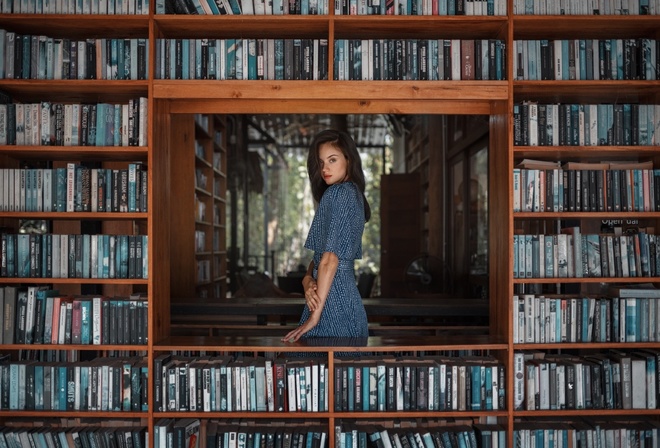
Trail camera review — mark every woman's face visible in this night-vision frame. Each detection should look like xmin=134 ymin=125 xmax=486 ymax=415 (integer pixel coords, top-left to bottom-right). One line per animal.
xmin=318 ymin=142 xmax=349 ymax=186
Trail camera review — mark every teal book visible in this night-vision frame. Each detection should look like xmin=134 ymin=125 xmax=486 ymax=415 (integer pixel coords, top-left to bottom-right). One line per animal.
xmin=346 ymin=365 xmax=354 ymax=411
xmin=470 ymin=365 xmax=481 ymax=410
xmin=120 ymin=235 xmax=129 ymax=279
xmin=57 ymin=365 xmax=67 ymax=411
xmin=626 ymin=298 xmax=637 ymax=342
xmin=484 ymin=366 xmax=492 ymax=409
xmin=94 ymin=103 xmax=106 ymax=146
xmin=34 ymin=288 xmax=58 ymax=344
xmin=17 ymin=234 xmax=30 ymax=277
xmin=103 ymin=103 xmax=115 ymax=146
xmin=82 ymin=234 xmax=90 ymax=278
xmin=113 ymin=104 xmax=121 ymax=146
xmin=117 ymin=38 xmax=126 ymax=80
xmin=362 ymin=365 xmax=370 ymax=411
xmin=80 ymin=299 xmax=91 ymax=344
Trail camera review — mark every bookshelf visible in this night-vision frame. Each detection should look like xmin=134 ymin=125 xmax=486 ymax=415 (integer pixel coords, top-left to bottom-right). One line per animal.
xmin=511 ymin=9 xmax=660 ymax=447
xmin=1 ymin=2 xmax=659 ymax=448
xmin=169 ymin=113 xmax=227 ymax=300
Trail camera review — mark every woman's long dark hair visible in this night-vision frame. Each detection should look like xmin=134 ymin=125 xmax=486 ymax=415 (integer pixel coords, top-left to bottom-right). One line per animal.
xmin=307 ymin=129 xmax=371 ymax=222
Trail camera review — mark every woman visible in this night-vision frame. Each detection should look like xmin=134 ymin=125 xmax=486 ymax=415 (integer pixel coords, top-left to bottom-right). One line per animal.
xmin=282 ymin=129 xmax=371 ymax=342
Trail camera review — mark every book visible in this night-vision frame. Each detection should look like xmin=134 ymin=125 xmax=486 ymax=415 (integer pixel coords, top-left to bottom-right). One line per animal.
xmin=609 ymin=283 xmax=660 ymax=298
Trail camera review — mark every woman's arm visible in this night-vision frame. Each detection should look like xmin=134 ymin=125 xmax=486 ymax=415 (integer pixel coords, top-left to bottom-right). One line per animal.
xmin=302 ymin=261 xmax=319 ymax=310
xmin=282 ymin=251 xmax=339 ymax=342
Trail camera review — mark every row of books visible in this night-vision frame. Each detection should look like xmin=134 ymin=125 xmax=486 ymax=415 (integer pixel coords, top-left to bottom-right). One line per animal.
xmin=154 ymin=354 xmax=330 ymax=413
xmin=154 ymin=418 xmax=203 ymax=448
xmin=0 ymin=0 xmax=150 ymax=14
xmin=334 ymin=356 xmax=505 ymax=412
xmin=0 ymin=425 xmax=147 ymax=448
xmin=513 ymin=164 xmax=660 ymax=213
xmin=513 ymin=0 xmax=660 ymax=15
xmin=513 ymin=294 xmax=660 ymax=344
xmin=155 ymin=38 xmax=329 ymax=81
xmin=513 ymin=39 xmax=660 ymax=81
xmin=159 ymin=0 xmax=509 ymax=15
xmin=344 ymin=424 xmax=506 ymax=448
xmin=156 ymin=419 xmax=325 ymax=448
xmin=0 ymin=99 xmax=150 ymax=147
xmin=513 ymin=102 xmax=660 ymax=147
xmin=514 ymin=228 xmax=660 ymax=279
xmin=514 ymin=350 xmax=660 ymax=411
xmin=0 ymin=31 xmax=149 ymax=81
xmin=0 ymin=164 xmax=148 ymax=213
xmin=160 ymin=0 xmax=329 ymax=14
xmin=514 ymin=420 xmax=660 ymax=448
xmin=335 ymin=0 xmax=507 ymax=15
xmin=334 ymin=39 xmax=506 ymax=81
xmin=0 ymin=356 xmax=148 ymax=411
xmin=0 ymin=286 xmax=149 ymax=345
xmin=0 ymin=233 xmax=149 ymax=279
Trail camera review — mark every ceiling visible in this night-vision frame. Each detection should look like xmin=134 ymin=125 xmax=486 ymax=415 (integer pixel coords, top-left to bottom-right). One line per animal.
xmin=245 ymin=114 xmax=401 ymax=153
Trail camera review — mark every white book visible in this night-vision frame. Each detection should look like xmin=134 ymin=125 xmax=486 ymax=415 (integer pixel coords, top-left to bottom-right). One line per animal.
xmin=77 ymin=40 xmax=86 ymax=79
xmin=553 ymin=39 xmax=563 ymax=79
xmin=241 ymin=0 xmax=254 ymax=13
xmin=63 ymin=104 xmax=73 ymax=146
xmin=92 ymin=296 xmax=102 ymax=344
xmin=71 ymin=103 xmax=80 ymax=145
xmin=57 ymin=302 xmax=67 ymax=344
xmin=630 ymin=357 xmax=647 ymax=408
xmin=138 ymin=97 xmax=148 ymax=146
xmin=528 ymin=102 xmax=538 ymax=146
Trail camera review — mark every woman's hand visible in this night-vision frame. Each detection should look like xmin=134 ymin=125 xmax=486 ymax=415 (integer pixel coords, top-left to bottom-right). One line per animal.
xmin=303 ymin=276 xmax=321 ymax=311
xmin=281 ymin=314 xmax=320 ymax=342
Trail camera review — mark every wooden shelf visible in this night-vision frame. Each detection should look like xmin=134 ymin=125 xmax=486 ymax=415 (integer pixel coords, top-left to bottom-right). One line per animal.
xmin=0 ymin=144 xmax=149 ymax=161
xmin=0 ymin=278 xmax=149 ymax=284
xmin=513 ymin=80 xmax=660 ymax=103
xmin=514 ymin=144 xmax=660 ymax=159
xmin=154 ymin=334 xmax=508 ymax=351
xmin=513 ymin=276 xmax=660 ymax=284
xmin=0 ymin=80 xmax=149 ymax=103
xmin=154 ymin=15 xmax=331 ymax=39
xmin=0 ymin=14 xmax=149 ymax=38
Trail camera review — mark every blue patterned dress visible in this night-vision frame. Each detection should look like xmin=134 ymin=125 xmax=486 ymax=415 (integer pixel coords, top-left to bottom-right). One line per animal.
xmin=298 ymin=181 xmax=369 ymax=338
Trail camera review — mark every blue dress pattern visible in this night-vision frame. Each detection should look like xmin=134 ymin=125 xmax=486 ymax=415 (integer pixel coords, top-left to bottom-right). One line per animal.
xmin=298 ymin=182 xmax=369 ymax=338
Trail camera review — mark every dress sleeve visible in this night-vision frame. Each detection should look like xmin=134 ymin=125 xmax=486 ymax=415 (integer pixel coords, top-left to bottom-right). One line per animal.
xmin=323 ymin=184 xmax=360 ymax=259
